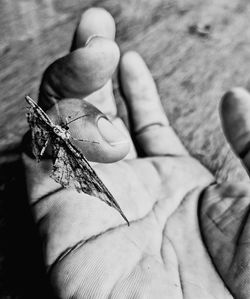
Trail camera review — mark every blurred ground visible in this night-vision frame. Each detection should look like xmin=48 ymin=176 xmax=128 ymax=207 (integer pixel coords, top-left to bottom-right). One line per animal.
xmin=1 ymin=0 xmax=250 ymax=298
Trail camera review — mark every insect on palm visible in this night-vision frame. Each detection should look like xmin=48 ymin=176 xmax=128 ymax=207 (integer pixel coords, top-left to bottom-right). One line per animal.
xmin=25 ymin=95 xmax=129 ymax=225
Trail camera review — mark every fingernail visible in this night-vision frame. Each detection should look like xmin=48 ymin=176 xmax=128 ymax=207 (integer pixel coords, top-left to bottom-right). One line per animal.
xmin=97 ymin=118 xmax=127 ymax=146
xmin=85 ymin=34 xmax=103 ymax=47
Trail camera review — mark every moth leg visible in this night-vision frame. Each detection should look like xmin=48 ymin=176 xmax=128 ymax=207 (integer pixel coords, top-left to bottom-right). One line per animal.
xmin=40 ymin=138 xmax=50 ymax=157
xmin=71 ymin=136 xmax=99 ymax=144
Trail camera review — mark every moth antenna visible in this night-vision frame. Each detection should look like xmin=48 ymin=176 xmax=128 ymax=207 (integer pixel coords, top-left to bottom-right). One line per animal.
xmin=67 ymin=111 xmax=80 ymax=121
xmin=25 ymin=95 xmax=36 ymax=106
xmin=66 ymin=114 xmax=90 ymax=125
xmin=71 ymin=136 xmax=99 ymax=144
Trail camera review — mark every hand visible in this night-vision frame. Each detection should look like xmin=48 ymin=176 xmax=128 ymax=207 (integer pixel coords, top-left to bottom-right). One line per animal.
xmin=23 ymin=8 xmax=250 ymax=299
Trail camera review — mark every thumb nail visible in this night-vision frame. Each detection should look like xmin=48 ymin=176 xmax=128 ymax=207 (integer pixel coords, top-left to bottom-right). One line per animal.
xmin=85 ymin=34 xmax=103 ymax=47
xmin=97 ymin=118 xmax=128 ymax=146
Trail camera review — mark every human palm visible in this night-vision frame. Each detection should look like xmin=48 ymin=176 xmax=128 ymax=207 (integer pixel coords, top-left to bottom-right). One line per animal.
xmin=23 ymin=8 xmax=250 ymax=299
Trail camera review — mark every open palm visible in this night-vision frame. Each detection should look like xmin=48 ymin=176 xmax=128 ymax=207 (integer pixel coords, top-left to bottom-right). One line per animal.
xmin=23 ymin=8 xmax=250 ymax=299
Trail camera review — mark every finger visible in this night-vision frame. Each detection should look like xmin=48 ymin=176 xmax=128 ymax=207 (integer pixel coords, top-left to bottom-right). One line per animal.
xmin=220 ymin=87 xmax=250 ymax=173
xmin=47 ymin=98 xmax=130 ymax=163
xmin=70 ymin=8 xmax=118 ymax=119
xmin=120 ymin=51 xmax=188 ymax=156
xmin=38 ymin=36 xmax=120 ymax=111
xmin=68 ymin=8 xmax=136 ymax=159
xmin=70 ymin=7 xmax=115 ymax=50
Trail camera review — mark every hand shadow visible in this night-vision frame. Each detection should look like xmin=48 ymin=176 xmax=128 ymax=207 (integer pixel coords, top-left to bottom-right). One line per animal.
xmin=0 ymin=154 xmax=57 ymax=299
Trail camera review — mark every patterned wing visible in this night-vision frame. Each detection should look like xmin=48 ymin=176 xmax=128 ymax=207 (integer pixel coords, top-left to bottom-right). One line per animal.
xmin=25 ymin=96 xmax=53 ymax=161
xmin=50 ymin=139 xmax=129 ymax=225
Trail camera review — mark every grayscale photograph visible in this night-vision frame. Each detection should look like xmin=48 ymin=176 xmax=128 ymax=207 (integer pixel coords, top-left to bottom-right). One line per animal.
xmin=0 ymin=1 xmax=249 ymax=298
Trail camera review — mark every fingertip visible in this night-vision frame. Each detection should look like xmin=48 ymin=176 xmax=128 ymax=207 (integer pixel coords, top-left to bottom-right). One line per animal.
xmin=120 ymin=51 xmax=147 ymax=77
xmin=220 ymin=87 xmax=250 ymax=157
xmin=121 ymin=51 xmax=141 ymax=63
xmin=220 ymin=87 xmax=249 ymax=116
xmin=98 ymin=139 xmax=131 ymax=163
xmin=220 ymin=87 xmax=250 ymax=134
xmin=72 ymin=7 xmax=116 ymax=50
xmin=79 ymin=116 xmax=130 ymax=163
xmin=96 ymin=117 xmax=130 ymax=162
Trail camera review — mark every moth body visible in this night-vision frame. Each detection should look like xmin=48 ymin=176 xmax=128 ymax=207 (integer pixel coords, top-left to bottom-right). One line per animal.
xmin=53 ymin=124 xmax=71 ymax=140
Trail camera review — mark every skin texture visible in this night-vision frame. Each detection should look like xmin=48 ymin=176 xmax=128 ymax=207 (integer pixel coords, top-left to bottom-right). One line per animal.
xmin=23 ymin=7 xmax=250 ymax=299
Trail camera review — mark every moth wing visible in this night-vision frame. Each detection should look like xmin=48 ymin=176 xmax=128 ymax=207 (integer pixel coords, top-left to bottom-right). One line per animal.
xmin=50 ymin=142 xmax=81 ymax=190
xmin=26 ymin=105 xmax=52 ymax=161
xmin=50 ymin=140 xmax=129 ymax=224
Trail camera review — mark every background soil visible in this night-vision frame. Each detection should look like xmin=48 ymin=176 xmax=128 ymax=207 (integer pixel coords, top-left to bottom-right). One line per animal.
xmin=1 ymin=0 xmax=250 ymax=298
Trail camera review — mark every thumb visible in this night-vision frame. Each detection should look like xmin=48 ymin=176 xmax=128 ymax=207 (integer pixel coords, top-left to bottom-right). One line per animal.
xmin=220 ymin=87 xmax=250 ymax=174
xmin=46 ymin=98 xmax=130 ymax=163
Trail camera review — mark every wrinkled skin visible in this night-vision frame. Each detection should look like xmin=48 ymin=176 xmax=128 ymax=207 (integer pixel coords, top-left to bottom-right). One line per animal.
xmin=23 ymin=7 xmax=250 ymax=299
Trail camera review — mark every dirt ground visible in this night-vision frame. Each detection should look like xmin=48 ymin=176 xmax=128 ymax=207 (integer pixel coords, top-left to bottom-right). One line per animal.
xmin=1 ymin=0 xmax=250 ymax=298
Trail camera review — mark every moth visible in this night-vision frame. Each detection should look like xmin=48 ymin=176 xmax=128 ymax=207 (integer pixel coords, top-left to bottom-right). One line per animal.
xmin=25 ymin=95 xmax=129 ymax=225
